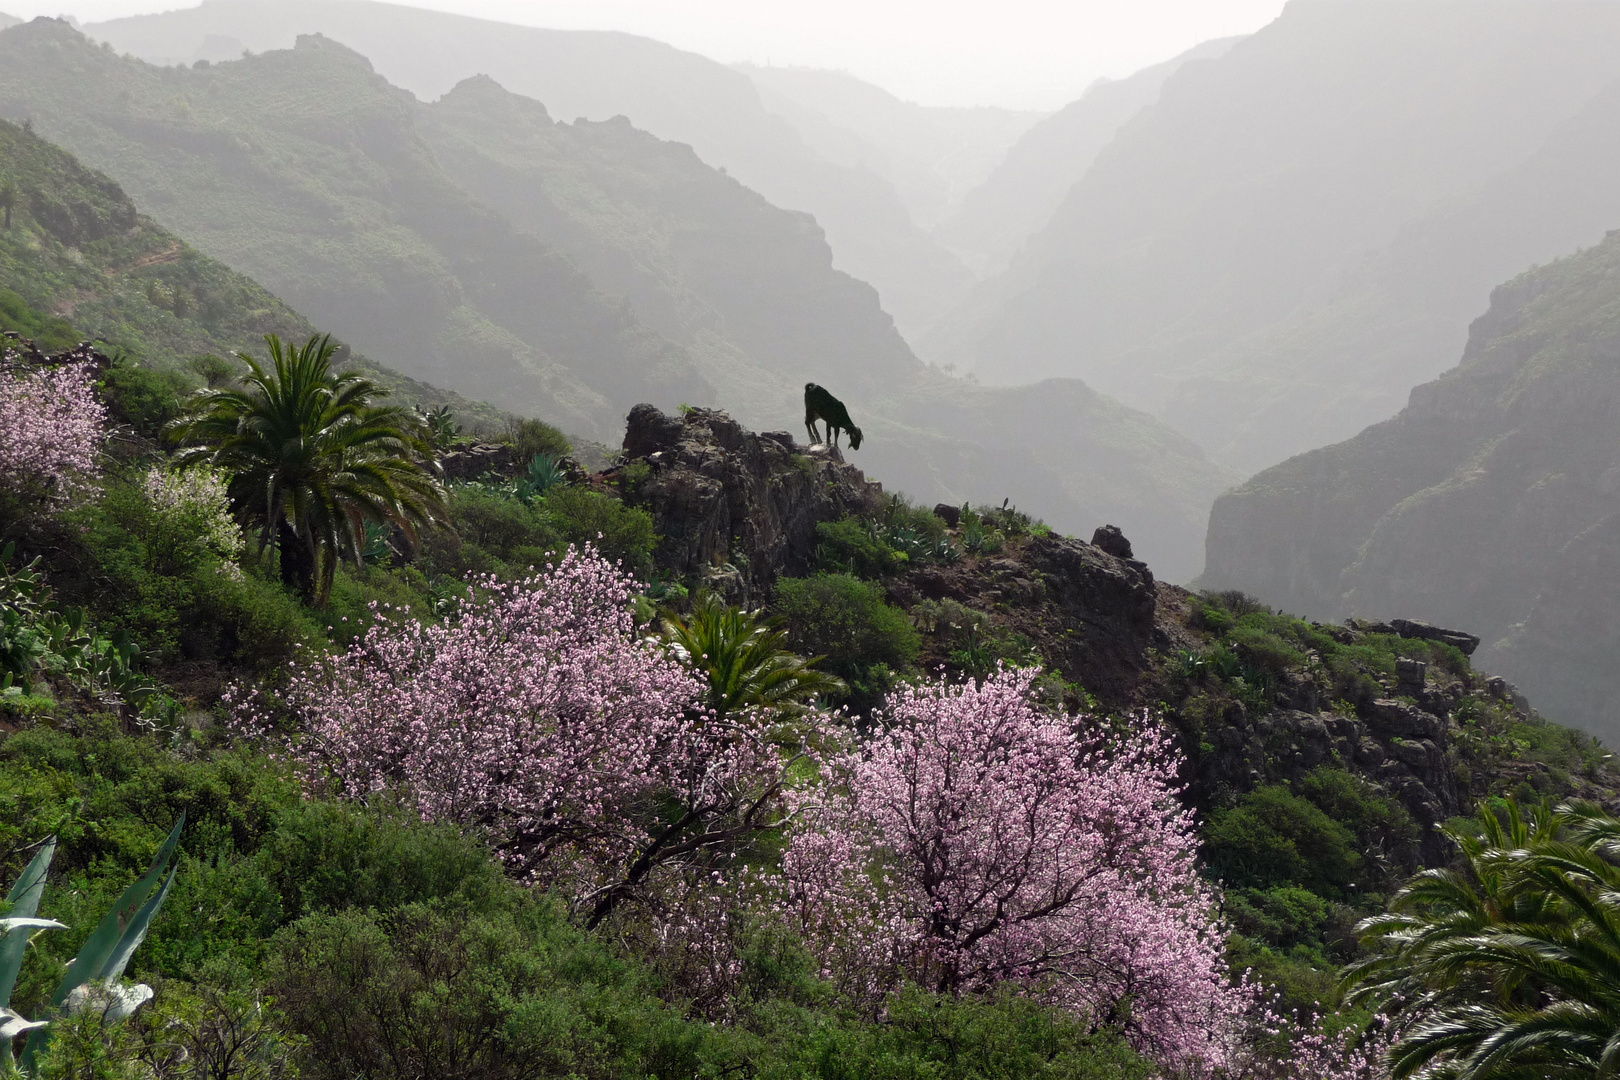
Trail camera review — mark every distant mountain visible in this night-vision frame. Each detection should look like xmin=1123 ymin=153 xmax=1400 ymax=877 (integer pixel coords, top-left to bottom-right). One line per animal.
xmin=734 ymin=64 xmax=1044 ymax=231
xmin=0 ymin=13 xmax=19 ymax=30
xmin=1202 ymin=232 xmax=1620 ymax=743
xmin=83 ymin=0 xmax=973 ymax=343
xmin=0 ymin=19 xmax=708 ymax=439
xmin=1 ymin=18 xmax=1235 ymax=578
xmin=1160 ymin=59 xmax=1620 ymax=474
xmin=0 ymin=115 xmax=499 ymax=424
xmin=927 ymin=0 xmax=1620 ymax=475
xmin=414 ymin=75 xmax=918 ymax=420
xmin=933 ymin=37 xmax=1240 ymax=278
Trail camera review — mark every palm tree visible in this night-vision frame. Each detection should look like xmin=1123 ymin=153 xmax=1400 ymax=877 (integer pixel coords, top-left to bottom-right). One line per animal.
xmin=662 ymin=597 xmax=845 ymax=721
xmin=167 ymin=333 xmax=445 ymax=604
xmin=1345 ymin=798 xmax=1620 ymax=1079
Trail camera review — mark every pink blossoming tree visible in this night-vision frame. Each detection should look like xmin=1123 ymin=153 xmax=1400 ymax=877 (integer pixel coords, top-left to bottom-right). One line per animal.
xmin=0 ymin=356 xmax=106 ymax=510
xmin=239 ymin=545 xmax=794 ymax=927
xmin=782 ymin=667 xmax=1243 ymax=1071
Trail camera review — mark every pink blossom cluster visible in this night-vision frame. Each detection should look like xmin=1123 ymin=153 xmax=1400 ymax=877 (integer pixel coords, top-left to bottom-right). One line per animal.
xmin=239 ymin=545 xmax=787 ymax=913
xmin=782 ymin=667 xmax=1244 ymax=1071
xmin=1238 ymin=1002 xmax=1400 ymax=1080
xmin=0 ymin=358 xmax=106 ymax=505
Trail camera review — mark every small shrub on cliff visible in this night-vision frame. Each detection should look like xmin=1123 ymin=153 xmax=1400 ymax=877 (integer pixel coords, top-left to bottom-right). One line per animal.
xmin=774 ymin=573 xmax=919 ymax=713
xmin=544 ymin=486 xmax=656 ymax=576
xmin=507 ymin=417 xmax=571 ymax=461
xmin=1202 ymin=786 xmax=1361 ymax=899
xmin=814 ymin=518 xmax=905 ymax=578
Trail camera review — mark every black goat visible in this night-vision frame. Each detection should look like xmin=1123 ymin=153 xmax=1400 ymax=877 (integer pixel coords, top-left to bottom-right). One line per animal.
xmin=804 ymin=382 xmax=863 ymax=450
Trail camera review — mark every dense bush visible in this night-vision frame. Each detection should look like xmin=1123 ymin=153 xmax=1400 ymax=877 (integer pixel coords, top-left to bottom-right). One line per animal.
xmin=814 ymin=518 xmax=906 ymax=578
xmin=1202 ymin=785 xmax=1362 ymax=899
xmin=773 ymin=573 xmax=920 ymax=713
xmin=508 ymin=417 xmax=571 ymax=462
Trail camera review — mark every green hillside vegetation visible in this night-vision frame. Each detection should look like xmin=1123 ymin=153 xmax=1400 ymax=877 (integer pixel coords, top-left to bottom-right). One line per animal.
xmin=0 ymin=116 xmax=504 ymax=433
xmin=0 ymin=19 xmax=1234 ymax=580
xmin=1204 ymin=228 xmax=1620 ymax=746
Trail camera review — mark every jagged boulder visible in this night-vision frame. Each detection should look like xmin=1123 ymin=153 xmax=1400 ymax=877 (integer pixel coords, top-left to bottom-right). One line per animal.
xmin=1090 ymin=524 xmax=1134 ymax=560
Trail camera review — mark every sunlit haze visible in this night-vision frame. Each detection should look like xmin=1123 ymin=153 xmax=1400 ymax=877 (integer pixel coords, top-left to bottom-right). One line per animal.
xmin=9 ymin=0 xmax=1287 ymax=107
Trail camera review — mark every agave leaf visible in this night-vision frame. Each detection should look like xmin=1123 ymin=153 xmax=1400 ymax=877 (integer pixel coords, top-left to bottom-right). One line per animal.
xmin=0 ymin=918 xmax=66 ymax=934
xmin=0 ymin=838 xmax=55 ymax=1007
xmin=49 ymin=814 xmax=183 ymax=1006
xmin=64 ymin=980 xmax=154 ymax=1022
xmin=0 ymin=1005 xmax=49 ymax=1041
xmin=98 ymin=864 xmax=177 ymax=983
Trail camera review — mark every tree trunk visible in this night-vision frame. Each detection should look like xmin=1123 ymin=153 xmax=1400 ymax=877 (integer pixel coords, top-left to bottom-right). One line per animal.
xmin=278 ymin=518 xmax=316 ymax=603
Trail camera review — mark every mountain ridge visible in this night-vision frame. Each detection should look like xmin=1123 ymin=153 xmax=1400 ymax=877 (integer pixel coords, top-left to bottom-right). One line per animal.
xmin=1202 ymin=228 xmax=1620 ymax=744
xmin=83 ymin=0 xmax=974 ymax=342
xmin=928 ymin=0 xmax=1620 ymax=479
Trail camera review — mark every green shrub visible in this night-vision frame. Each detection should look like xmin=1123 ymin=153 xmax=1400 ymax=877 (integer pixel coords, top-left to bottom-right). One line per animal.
xmin=815 ymin=518 xmax=905 ymax=578
xmin=544 ymin=486 xmax=657 ymax=577
xmin=268 ymin=901 xmax=682 ymax=1080
xmin=1223 ymin=886 xmax=1335 ymax=949
xmin=508 ymin=417 xmax=571 ymax=463
xmin=1228 ymin=625 xmax=1306 ymax=675
xmin=1202 ymin=785 xmax=1361 ymax=898
xmin=101 ymin=359 xmax=195 ymax=444
xmin=1295 ymin=768 xmax=1421 ymax=884
xmin=774 ymin=574 xmax=919 ymax=714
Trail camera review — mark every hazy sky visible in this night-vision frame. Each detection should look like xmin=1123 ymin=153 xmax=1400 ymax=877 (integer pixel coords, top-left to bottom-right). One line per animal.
xmin=7 ymin=0 xmax=1288 ymax=108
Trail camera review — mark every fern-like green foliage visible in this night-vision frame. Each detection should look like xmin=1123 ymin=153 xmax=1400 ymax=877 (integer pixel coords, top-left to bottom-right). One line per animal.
xmin=1346 ymin=798 xmax=1620 ymax=1078
xmin=168 ymin=334 xmax=446 ymax=605
xmin=662 ymin=597 xmax=844 ymax=721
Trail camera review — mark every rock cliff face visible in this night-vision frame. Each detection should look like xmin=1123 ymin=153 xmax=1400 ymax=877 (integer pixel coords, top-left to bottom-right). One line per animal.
xmin=1203 ymin=229 xmax=1620 ymax=745
xmin=612 ymin=405 xmax=887 ymax=606
xmin=614 ymin=405 xmax=1619 ymax=861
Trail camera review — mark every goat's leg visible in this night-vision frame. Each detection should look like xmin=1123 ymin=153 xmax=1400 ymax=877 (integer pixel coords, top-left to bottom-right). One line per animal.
xmin=805 ymin=417 xmax=820 ymax=445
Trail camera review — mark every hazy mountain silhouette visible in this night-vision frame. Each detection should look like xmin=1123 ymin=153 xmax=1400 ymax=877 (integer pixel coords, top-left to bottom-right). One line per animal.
xmin=734 ymin=64 xmax=1043 ymax=231
xmin=84 ymin=0 xmax=973 ymax=343
xmin=934 ymin=37 xmax=1240 ymax=279
xmin=0 ymin=18 xmax=1235 ymax=578
xmin=0 ymin=13 xmax=19 ymax=30
xmin=412 ymin=73 xmax=919 ymax=420
xmin=0 ymin=20 xmax=706 ymax=439
xmin=928 ymin=0 xmax=1620 ymax=475
xmin=1161 ymin=59 xmax=1620 ymax=474
xmin=1202 ymin=231 xmax=1620 ymax=744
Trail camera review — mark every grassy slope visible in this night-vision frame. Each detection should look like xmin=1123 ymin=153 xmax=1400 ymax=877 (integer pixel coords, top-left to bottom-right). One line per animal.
xmin=0 ymin=20 xmax=709 ymax=440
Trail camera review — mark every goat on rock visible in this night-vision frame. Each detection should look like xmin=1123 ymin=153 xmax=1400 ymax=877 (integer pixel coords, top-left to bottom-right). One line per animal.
xmin=804 ymin=382 xmax=863 ymax=451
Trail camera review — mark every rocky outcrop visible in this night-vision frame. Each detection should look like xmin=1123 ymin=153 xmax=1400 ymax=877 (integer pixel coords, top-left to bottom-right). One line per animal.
xmin=614 ymin=404 xmax=887 ymax=605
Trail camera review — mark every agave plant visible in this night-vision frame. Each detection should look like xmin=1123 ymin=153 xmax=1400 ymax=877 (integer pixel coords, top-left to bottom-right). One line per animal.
xmin=1 ymin=816 xmax=183 ymax=1074
xmin=515 ymin=453 xmax=568 ymax=505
